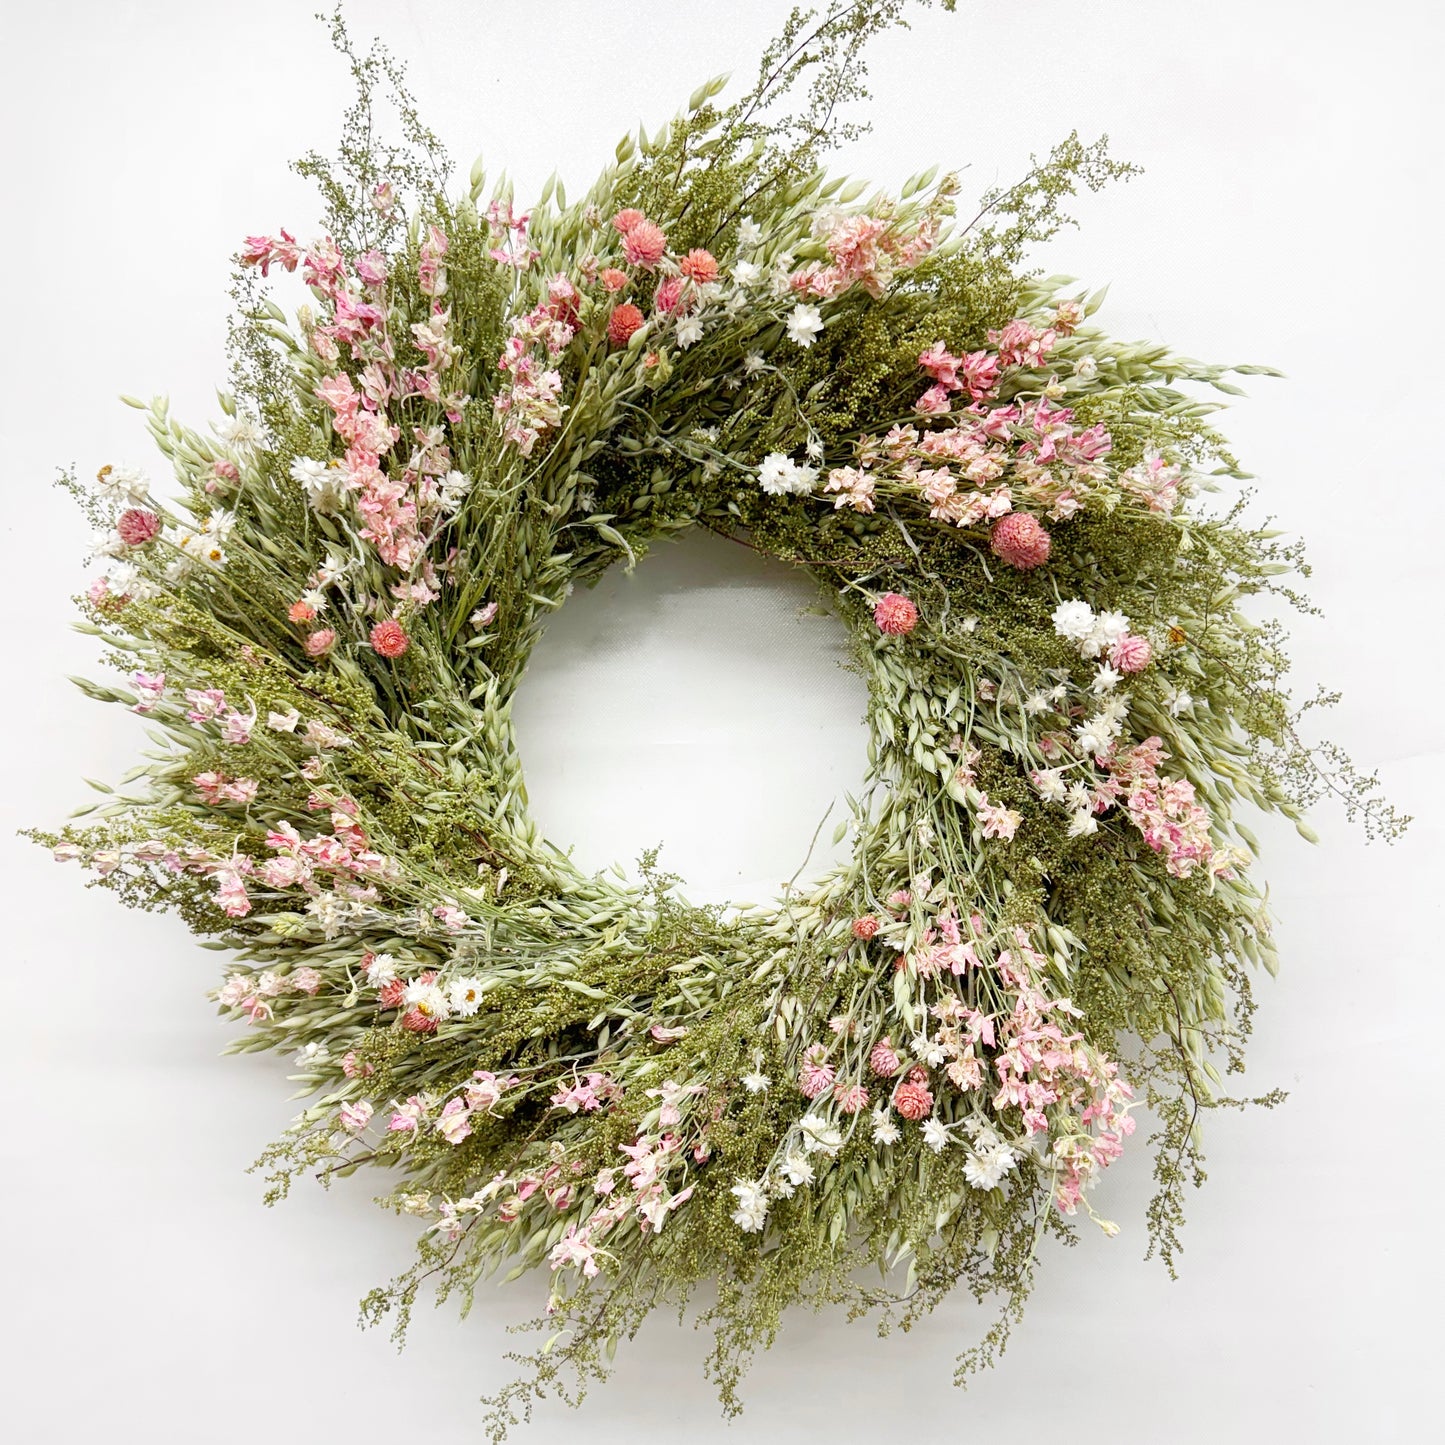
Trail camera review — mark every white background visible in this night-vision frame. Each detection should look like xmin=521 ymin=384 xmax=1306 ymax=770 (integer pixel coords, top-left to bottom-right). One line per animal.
xmin=2 ymin=2 xmax=1442 ymax=1440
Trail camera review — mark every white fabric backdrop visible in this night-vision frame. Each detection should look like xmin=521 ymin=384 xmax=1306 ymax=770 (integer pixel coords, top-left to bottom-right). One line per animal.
xmin=2 ymin=2 xmax=1441 ymax=1441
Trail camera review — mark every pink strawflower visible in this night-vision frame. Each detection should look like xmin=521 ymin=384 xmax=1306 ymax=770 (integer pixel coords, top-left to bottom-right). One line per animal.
xmin=401 ymin=1006 xmax=438 ymax=1034
xmin=990 ymin=512 xmax=1052 ymax=569
xmin=678 ymin=248 xmax=719 ymax=284
xmin=852 ymin=914 xmax=880 ymax=940
xmin=370 ymin=619 xmax=409 ymax=658
xmin=869 ymin=1037 xmax=902 ymax=1078
xmin=873 ymin=592 xmax=919 ymax=636
xmin=622 ymin=220 xmax=667 ymax=269
xmin=304 ymin=628 xmax=336 ymax=657
xmin=290 ymin=967 xmax=323 ymax=995
xmin=611 ymin=208 xmax=646 ymax=235
xmin=893 ymin=1080 xmax=934 ymax=1121
xmin=1109 ymin=632 xmax=1152 ymax=673
xmin=377 ymin=979 xmax=406 ymax=1010
xmin=116 ymin=508 xmax=160 ymax=547
xmin=607 ymin=303 xmax=645 ymax=346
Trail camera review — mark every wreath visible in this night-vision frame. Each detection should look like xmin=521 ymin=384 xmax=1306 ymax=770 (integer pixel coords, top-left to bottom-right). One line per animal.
xmin=36 ymin=5 xmax=1404 ymax=1436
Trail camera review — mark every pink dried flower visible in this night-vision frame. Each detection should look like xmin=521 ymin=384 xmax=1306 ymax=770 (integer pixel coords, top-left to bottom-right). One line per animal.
xmin=622 ymin=220 xmax=667 ymax=269
xmin=1109 ymin=632 xmax=1152 ymax=673
xmin=607 ymin=303 xmax=645 ymax=346
xmin=798 ymin=1044 xmax=837 ymax=1100
xmin=834 ymin=1082 xmax=870 ymax=1113
xmin=340 ymin=1051 xmax=374 ymax=1079
xmin=610 ymin=208 xmax=646 ymax=235
xmin=338 ymin=1100 xmax=373 ymax=1132
xmin=600 ymin=267 xmax=630 ymax=292
xmin=304 ymin=628 xmax=336 ymax=657
xmin=869 ymin=1038 xmax=901 ymax=1078
xmin=990 ymin=512 xmax=1052 ymax=569
xmin=116 ymin=508 xmax=160 ymax=546
xmin=852 ymin=914 xmax=880 ymax=940
xmin=893 ymin=1080 xmax=934 ymax=1121
xmin=653 ymin=276 xmax=686 ymax=314
xmin=678 ymin=248 xmax=718 ymax=284
xmin=290 ymin=967 xmax=323 ymax=995
xmin=289 ymin=600 xmax=316 ymax=622
xmin=401 ymin=1006 xmax=438 ymax=1034
xmin=369 ymin=619 xmax=409 ymax=658
xmin=873 ymin=592 xmax=919 ymax=636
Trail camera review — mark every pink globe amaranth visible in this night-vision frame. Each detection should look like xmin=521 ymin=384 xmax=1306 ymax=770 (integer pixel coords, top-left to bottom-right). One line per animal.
xmin=892 ymin=1080 xmax=934 ymax=1121
xmin=607 ymin=302 xmax=645 ymax=347
xmin=622 ymin=220 xmax=667 ymax=269
xmin=852 ymin=914 xmax=880 ymax=940
xmin=679 ymin=248 xmax=719 ymax=284
xmin=653 ymin=276 xmax=686 ymax=314
xmin=304 ymin=628 xmax=336 ymax=658
xmin=116 ymin=508 xmax=160 ymax=547
xmin=869 ymin=1038 xmax=901 ymax=1078
xmin=370 ymin=619 xmax=410 ymax=658
xmin=377 ymin=979 xmax=406 ymax=1010
xmin=873 ymin=591 xmax=919 ymax=636
xmin=990 ymin=511 xmax=1052 ymax=569
xmin=610 ymin=208 xmax=646 ymax=235
xmin=1109 ymin=632 xmax=1153 ymax=673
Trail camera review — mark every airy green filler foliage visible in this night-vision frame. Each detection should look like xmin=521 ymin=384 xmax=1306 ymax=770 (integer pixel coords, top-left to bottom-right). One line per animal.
xmin=35 ymin=4 xmax=1403 ymax=1436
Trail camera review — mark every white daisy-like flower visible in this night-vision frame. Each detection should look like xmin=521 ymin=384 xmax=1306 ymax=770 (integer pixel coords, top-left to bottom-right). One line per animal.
xmin=779 ymin=1152 xmax=815 ymax=1188
xmin=1092 ymin=663 xmax=1122 ymax=694
xmin=1023 ymin=691 xmax=1052 ymax=716
xmin=798 ymin=1114 xmax=843 ymax=1156
xmin=1074 ymin=354 xmax=1098 ymax=381
xmin=731 ymin=259 xmax=761 ymax=287
xmin=786 ymin=302 xmax=824 ymax=347
xmin=1067 ymin=809 xmax=1099 ymax=838
xmin=438 ymin=469 xmax=472 ymax=512
xmin=741 ymin=1070 xmax=772 ymax=1094
xmin=921 ymin=1118 xmax=951 ymax=1154
xmin=675 ymin=316 xmax=705 ymax=349
xmin=871 ymin=1107 xmax=901 ymax=1146
xmin=736 ymin=217 xmax=763 ymax=247
xmin=402 ymin=979 xmax=450 ymax=1022
xmin=729 ymin=1178 xmax=769 ymax=1233
xmin=216 ymin=414 xmax=262 ymax=451
xmin=362 ymin=952 xmax=398 ymax=987
xmin=448 ymin=976 xmax=486 ymax=1017
xmin=743 ymin=351 xmax=767 ymax=374
xmin=96 ymin=463 xmax=151 ymax=504
xmin=1051 ymin=599 xmax=1095 ymax=642
xmin=1032 ymin=768 xmax=1068 ymax=803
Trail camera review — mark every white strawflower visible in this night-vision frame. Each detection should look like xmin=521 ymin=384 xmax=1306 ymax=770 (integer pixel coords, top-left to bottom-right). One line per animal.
xmin=1051 ymin=599 xmax=1095 ymax=642
xmin=448 ymin=976 xmax=485 ymax=1017
xmin=1067 ymin=809 xmax=1099 ymax=838
xmin=798 ymin=1114 xmax=843 ymax=1156
xmin=363 ymin=953 xmax=397 ymax=987
xmin=780 ymin=1152 xmax=815 ymax=1188
xmin=786 ymin=302 xmax=824 ymax=347
xmin=731 ymin=259 xmax=761 ymax=287
xmin=1092 ymin=663 xmax=1122 ymax=695
xmin=1073 ymin=354 xmax=1098 ymax=381
xmin=871 ymin=1107 xmax=901 ymax=1146
xmin=730 ymin=1179 xmax=769 ymax=1233
xmin=741 ymin=1069 xmax=771 ymax=1094
xmin=736 ymin=217 xmax=763 ymax=247
xmin=1032 ymin=768 xmax=1068 ymax=803
xmin=675 ymin=316 xmax=704 ymax=349
xmin=743 ymin=351 xmax=767 ymax=374
xmin=921 ymin=1118 xmax=951 ymax=1154
xmin=758 ymin=453 xmax=794 ymax=496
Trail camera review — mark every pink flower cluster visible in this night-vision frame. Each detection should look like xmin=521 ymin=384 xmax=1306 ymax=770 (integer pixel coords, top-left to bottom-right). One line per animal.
xmin=551 ymin=1071 xmax=621 ymax=1114
xmin=1101 ymin=737 xmax=1218 ymax=879
xmin=790 ymin=209 xmax=937 ymax=301
xmin=218 ymin=964 xmax=324 ymax=1024
xmin=494 ymin=274 xmax=575 ymax=455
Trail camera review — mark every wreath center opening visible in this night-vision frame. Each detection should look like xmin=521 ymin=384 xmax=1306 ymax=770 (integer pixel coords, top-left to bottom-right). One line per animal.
xmin=510 ymin=528 xmax=871 ymax=905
